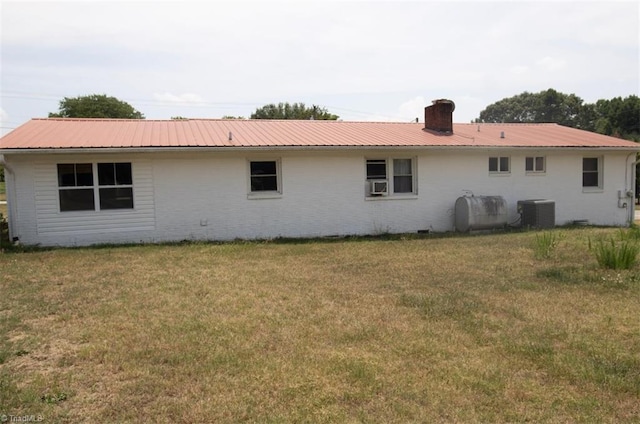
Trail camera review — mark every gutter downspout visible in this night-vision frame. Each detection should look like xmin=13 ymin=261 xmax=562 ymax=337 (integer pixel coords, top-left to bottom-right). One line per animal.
xmin=0 ymin=154 xmax=16 ymax=242
xmin=0 ymin=155 xmax=14 ymax=175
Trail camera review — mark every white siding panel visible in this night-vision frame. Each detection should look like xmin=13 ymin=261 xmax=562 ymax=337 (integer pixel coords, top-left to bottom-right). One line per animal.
xmin=33 ymin=158 xmax=155 ymax=237
xmin=4 ymin=157 xmax=38 ymax=244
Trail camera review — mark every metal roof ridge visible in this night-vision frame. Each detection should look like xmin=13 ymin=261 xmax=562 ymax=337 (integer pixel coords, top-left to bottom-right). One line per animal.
xmin=459 ymin=122 xmax=559 ymax=126
xmin=30 ymin=118 xmax=426 ymax=124
xmin=190 ymin=119 xmax=420 ymax=124
xmin=33 ymin=117 xmax=149 ymax=122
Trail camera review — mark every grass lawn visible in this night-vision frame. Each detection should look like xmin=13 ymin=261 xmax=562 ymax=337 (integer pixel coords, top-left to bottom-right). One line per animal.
xmin=1 ymin=228 xmax=639 ymax=422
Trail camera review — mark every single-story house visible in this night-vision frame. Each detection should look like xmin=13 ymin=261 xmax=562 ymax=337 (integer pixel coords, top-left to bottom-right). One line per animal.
xmin=1 ymin=100 xmax=639 ymax=247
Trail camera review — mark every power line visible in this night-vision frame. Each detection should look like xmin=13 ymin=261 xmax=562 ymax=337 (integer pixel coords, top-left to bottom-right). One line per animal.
xmin=0 ymin=91 xmax=260 ymax=109
xmin=0 ymin=91 xmax=414 ymax=122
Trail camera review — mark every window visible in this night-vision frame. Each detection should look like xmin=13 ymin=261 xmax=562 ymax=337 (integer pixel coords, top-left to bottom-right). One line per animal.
xmin=57 ymin=162 xmax=134 ymax=212
xmin=249 ymin=160 xmax=280 ymax=193
xmin=57 ymin=163 xmax=95 ymax=211
xmin=365 ymin=158 xmax=415 ymax=196
xmin=489 ymin=156 xmax=510 ymax=174
xmin=393 ymin=159 xmax=413 ymax=193
xmin=366 ymin=159 xmax=387 ymax=181
xmin=98 ymin=163 xmax=134 ymax=209
xmin=526 ymin=156 xmax=546 ymax=173
xmin=583 ymin=157 xmax=602 ymax=189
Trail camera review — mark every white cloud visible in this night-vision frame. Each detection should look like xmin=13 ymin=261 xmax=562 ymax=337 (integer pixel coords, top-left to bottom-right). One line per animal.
xmin=398 ymin=97 xmax=427 ymax=122
xmin=152 ymin=93 xmax=205 ymax=104
xmin=536 ymin=57 xmax=567 ymax=71
xmin=361 ymin=96 xmax=435 ymax=123
xmin=509 ymin=65 xmax=529 ymax=76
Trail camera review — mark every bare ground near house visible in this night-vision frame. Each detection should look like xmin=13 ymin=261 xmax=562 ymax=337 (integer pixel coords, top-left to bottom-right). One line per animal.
xmin=0 ymin=228 xmax=639 ymax=422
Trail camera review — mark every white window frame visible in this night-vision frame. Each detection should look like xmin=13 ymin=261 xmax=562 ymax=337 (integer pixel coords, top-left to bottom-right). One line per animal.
xmin=365 ymin=157 xmax=417 ymax=199
xmin=247 ymin=158 xmax=282 ymax=199
xmin=525 ymin=156 xmax=546 ymax=174
xmin=489 ymin=156 xmax=510 ymax=175
xmin=582 ymin=156 xmax=603 ymax=192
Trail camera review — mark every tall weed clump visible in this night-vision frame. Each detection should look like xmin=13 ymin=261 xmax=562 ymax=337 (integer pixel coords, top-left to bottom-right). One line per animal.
xmin=590 ymin=229 xmax=640 ymax=270
xmin=533 ymin=231 xmax=563 ymax=259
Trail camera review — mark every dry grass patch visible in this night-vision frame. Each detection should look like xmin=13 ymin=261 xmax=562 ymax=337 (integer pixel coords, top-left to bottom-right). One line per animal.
xmin=1 ymin=229 xmax=639 ymax=422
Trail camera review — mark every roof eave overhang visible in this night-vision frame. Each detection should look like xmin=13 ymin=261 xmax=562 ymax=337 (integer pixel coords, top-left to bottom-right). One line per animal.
xmin=1 ymin=145 xmax=639 ymax=154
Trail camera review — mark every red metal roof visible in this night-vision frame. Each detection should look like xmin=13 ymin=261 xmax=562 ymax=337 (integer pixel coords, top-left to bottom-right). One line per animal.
xmin=1 ymin=118 xmax=638 ymax=150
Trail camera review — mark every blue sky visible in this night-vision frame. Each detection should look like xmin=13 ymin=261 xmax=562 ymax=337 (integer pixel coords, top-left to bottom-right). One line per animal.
xmin=1 ymin=0 xmax=638 ymax=136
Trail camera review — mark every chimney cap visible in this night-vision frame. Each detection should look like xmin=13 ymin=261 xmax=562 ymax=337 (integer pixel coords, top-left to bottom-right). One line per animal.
xmin=432 ymin=99 xmax=456 ymax=112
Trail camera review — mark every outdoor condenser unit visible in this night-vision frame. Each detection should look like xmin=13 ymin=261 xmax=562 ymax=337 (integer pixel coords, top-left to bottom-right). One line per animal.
xmin=517 ymin=199 xmax=555 ymax=229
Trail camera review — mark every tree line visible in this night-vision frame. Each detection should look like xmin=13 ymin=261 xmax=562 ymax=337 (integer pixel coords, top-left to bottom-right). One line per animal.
xmin=476 ymin=89 xmax=639 ymax=141
xmin=46 ymin=90 xmax=639 ymax=142
xmin=48 ymin=95 xmax=338 ymax=121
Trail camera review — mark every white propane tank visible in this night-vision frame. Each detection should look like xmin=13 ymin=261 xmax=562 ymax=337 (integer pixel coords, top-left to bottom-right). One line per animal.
xmin=455 ymin=195 xmax=508 ymax=232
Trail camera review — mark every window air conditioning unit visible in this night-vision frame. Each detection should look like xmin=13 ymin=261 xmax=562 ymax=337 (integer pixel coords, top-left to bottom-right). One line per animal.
xmin=370 ymin=180 xmax=388 ymax=195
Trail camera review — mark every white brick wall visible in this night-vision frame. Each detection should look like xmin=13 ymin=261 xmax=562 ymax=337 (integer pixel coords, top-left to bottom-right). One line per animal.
xmin=4 ymin=148 xmax=634 ymax=246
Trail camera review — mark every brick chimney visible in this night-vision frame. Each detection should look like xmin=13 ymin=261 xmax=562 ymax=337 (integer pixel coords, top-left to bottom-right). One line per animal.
xmin=424 ymin=99 xmax=455 ymax=134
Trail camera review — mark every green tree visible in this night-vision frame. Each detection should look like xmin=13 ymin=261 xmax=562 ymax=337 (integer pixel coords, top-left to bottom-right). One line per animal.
xmin=476 ymin=89 xmax=587 ymax=128
xmin=49 ymin=94 xmax=144 ymax=119
xmin=591 ymin=96 xmax=640 ymax=141
xmin=0 ymin=165 xmax=4 ymax=182
xmin=250 ymin=103 xmax=338 ymax=120
xmin=476 ymin=90 xmax=639 ymax=140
